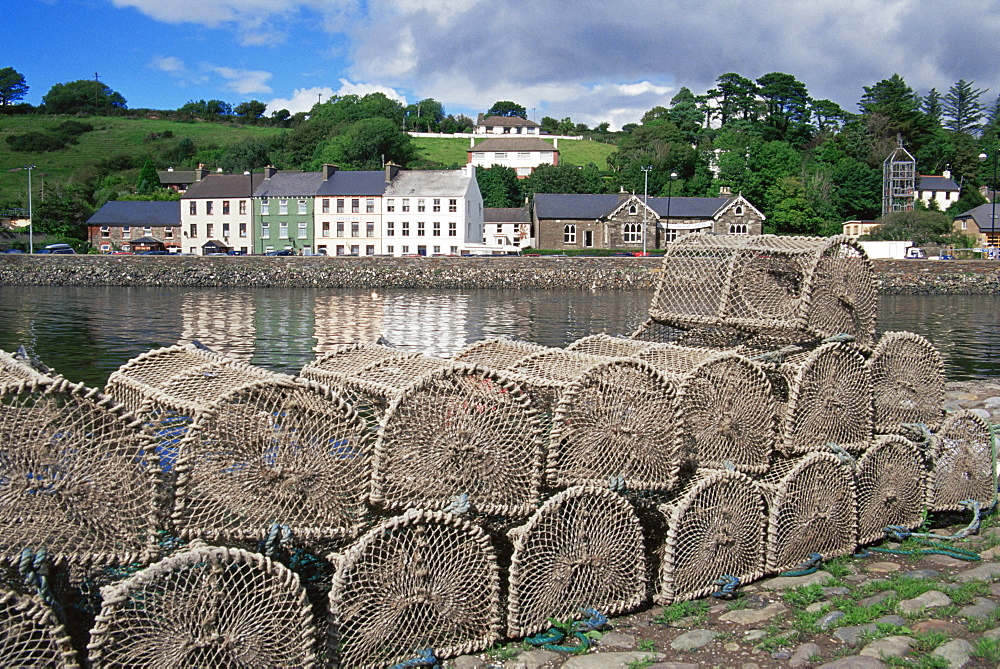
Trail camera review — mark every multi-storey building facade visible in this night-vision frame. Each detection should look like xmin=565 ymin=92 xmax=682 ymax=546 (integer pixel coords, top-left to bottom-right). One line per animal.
xmin=180 ymin=172 xmax=261 ymax=255
xmin=254 ymin=168 xmax=324 ymax=254
xmin=86 ymin=201 xmax=181 ymax=253
xmin=313 ymin=164 xmax=394 ymax=256
xmin=467 ymin=137 xmax=559 ymax=177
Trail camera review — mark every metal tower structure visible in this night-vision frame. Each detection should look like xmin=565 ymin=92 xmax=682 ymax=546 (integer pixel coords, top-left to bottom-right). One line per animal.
xmin=882 ymin=136 xmax=915 ymax=216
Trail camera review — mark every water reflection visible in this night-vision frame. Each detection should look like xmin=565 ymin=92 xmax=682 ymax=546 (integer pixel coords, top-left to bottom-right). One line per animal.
xmin=0 ymin=286 xmax=996 ymax=387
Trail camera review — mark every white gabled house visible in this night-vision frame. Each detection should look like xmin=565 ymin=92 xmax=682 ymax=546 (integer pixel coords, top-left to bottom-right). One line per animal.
xmin=181 ymin=172 xmax=260 ymax=255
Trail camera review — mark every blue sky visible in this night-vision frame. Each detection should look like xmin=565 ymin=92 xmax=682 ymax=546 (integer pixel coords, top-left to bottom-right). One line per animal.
xmin=10 ymin=0 xmax=1000 ymax=130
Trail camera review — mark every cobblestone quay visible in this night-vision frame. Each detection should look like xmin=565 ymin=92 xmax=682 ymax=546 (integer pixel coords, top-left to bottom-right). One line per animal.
xmin=0 ymin=256 xmax=998 ymax=293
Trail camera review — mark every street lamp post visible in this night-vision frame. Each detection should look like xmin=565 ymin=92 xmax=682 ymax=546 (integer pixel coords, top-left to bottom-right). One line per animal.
xmin=641 ymin=165 xmax=652 ymax=255
xmin=663 ymin=171 xmax=678 ymax=247
xmin=25 ymin=165 xmax=36 ymax=254
xmin=980 ymin=152 xmax=998 ymax=253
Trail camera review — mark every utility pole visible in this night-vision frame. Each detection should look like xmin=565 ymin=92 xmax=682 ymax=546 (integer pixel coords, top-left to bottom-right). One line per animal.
xmin=25 ymin=165 xmax=35 ymax=254
xmin=94 ymin=72 xmax=101 ymax=112
xmin=641 ymin=165 xmax=652 ymax=255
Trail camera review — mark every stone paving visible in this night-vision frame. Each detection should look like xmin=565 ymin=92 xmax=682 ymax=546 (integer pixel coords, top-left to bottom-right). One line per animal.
xmin=445 ymin=381 xmax=1000 ymax=669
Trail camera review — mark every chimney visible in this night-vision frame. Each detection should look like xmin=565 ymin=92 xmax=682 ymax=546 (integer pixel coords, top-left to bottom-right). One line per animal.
xmin=263 ymin=165 xmax=278 ymax=179
xmin=943 ymin=167 xmax=952 ymax=179
xmin=167 ymin=167 xmax=174 ymax=172
xmin=719 ymin=185 xmax=732 ymax=197
xmin=216 ymin=167 xmax=223 ymax=173
xmin=553 ymin=137 xmax=558 ymax=149
xmin=470 ymin=136 xmax=476 ymax=148
xmin=194 ymin=165 xmax=208 ymax=181
xmin=466 ymin=163 xmax=476 ymax=178
xmin=385 ymin=162 xmax=400 ymax=184
xmin=323 ymin=163 xmax=339 ymax=180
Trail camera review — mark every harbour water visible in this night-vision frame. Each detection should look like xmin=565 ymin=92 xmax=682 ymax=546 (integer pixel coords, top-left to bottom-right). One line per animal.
xmin=0 ymin=286 xmax=996 ymax=386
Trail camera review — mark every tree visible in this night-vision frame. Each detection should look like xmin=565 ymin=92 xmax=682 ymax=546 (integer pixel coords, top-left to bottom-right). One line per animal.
xmin=234 ymin=100 xmax=267 ymax=122
xmin=710 ymin=73 xmax=759 ymax=125
xmin=135 ymin=159 xmax=160 ymax=194
xmin=857 ymin=74 xmax=929 ymax=144
xmin=178 ymin=99 xmax=233 ymax=118
xmin=485 ymin=101 xmax=527 ymax=119
xmin=943 ymin=79 xmax=987 ymax=135
xmin=540 ymin=116 xmax=559 ymax=134
xmin=756 ymin=72 xmax=812 ymax=142
xmin=522 ymin=163 xmax=604 ymax=199
xmin=219 ymin=137 xmax=275 ymax=173
xmin=476 ymin=166 xmax=522 ymax=208
xmin=42 ymin=79 xmax=127 ymax=114
xmin=405 ymin=98 xmax=444 ymax=132
xmin=440 ymin=114 xmax=473 ymax=133
xmin=313 ymin=117 xmax=415 ymax=169
xmin=922 ymin=88 xmax=943 ymax=125
xmin=667 ymin=87 xmax=705 ymax=142
xmin=861 ymin=209 xmax=955 ymax=246
xmin=0 ymin=67 xmax=28 ymax=107
xmin=811 ymin=99 xmax=849 ymax=133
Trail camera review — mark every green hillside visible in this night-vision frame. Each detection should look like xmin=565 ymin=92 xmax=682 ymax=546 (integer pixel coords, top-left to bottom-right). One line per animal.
xmin=0 ymin=115 xmax=285 ymax=200
xmin=411 ymin=136 xmax=617 ymax=169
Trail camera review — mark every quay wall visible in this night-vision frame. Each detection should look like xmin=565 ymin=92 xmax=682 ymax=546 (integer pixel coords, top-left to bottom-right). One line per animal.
xmin=0 ymin=256 xmax=998 ymax=294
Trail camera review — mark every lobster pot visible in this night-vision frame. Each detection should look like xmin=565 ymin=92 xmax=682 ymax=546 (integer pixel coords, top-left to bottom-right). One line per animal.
xmin=88 ymin=545 xmax=315 ymax=668
xmin=929 ymin=411 xmax=997 ymax=511
xmin=0 ymin=347 xmax=55 ymax=384
xmin=373 ymin=364 xmax=544 ymax=516
xmin=655 ymin=469 xmax=767 ymax=605
xmin=648 ymin=234 xmax=878 ymax=347
xmin=507 ymin=486 xmax=646 ymax=638
xmin=566 ymin=334 xmax=657 ymax=358
xmin=506 ymin=349 xmax=614 ymax=418
xmin=172 ymin=376 xmax=372 ymax=543
xmin=452 ymin=336 xmax=550 ymax=370
xmin=868 ymin=331 xmax=945 ymax=433
xmin=0 ymin=376 xmax=160 ymax=570
xmin=300 ymin=342 xmax=417 ymax=380
xmin=302 ymin=353 xmax=449 ymax=430
xmin=0 ymin=588 xmax=78 ymax=668
xmin=768 ymin=342 xmax=873 ymax=456
xmin=856 ymin=435 xmax=929 ymax=545
xmin=758 ymin=452 xmax=858 ymax=573
xmin=548 ymin=358 xmax=683 ymax=491
xmin=638 ymin=345 xmax=776 ymax=474
xmin=329 ymin=509 xmax=502 ymax=669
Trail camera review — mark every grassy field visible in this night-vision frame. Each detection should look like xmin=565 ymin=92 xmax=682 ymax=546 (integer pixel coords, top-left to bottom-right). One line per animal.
xmin=0 ymin=115 xmax=285 ymax=200
xmin=410 ymin=136 xmax=617 ymax=169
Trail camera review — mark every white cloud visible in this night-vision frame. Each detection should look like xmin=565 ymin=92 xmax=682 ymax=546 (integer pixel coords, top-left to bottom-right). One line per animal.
xmin=210 ymin=66 xmax=274 ymax=95
xmin=150 ymin=56 xmax=186 ymax=74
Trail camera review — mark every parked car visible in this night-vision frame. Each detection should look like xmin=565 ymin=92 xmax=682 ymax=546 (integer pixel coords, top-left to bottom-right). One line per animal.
xmin=139 ymin=250 xmax=171 ymax=255
xmin=36 ymin=243 xmax=76 ymax=254
xmin=266 ymin=249 xmax=297 ymax=256
xmin=109 ymin=251 xmax=132 ymax=255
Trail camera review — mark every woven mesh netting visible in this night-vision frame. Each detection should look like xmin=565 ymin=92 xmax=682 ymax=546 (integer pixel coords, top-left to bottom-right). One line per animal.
xmin=300 ymin=342 xmax=417 ymax=381
xmin=759 ymin=452 xmax=858 ymax=573
xmin=868 ymin=331 xmax=945 ymax=433
xmin=452 ymin=336 xmax=550 ymax=369
xmin=647 ymin=234 xmax=877 ymax=346
xmin=0 ymin=375 xmax=160 ymax=569
xmin=506 ymin=486 xmax=646 ymax=638
xmin=548 ymin=358 xmax=682 ymax=491
xmin=770 ymin=342 xmax=873 ymax=455
xmin=565 ymin=334 xmax=656 ymax=358
xmin=638 ymin=345 xmax=776 ymax=473
xmin=328 ymin=508 xmax=502 ymax=668
xmin=0 ymin=587 xmax=78 ymax=668
xmin=0 ymin=347 xmax=54 ymax=385
xmin=928 ymin=411 xmax=997 ymax=511
xmin=172 ymin=377 xmax=371 ymax=542
xmin=88 ymin=543 xmax=315 ymax=667
xmin=505 ymin=349 xmax=611 ymax=419
xmin=856 ymin=435 xmax=928 ymax=545
xmin=371 ymin=364 xmax=544 ymax=516
xmin=656 ymin=469 xmax=767 ymax=604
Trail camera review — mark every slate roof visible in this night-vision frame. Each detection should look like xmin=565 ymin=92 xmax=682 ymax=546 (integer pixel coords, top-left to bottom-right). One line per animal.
xmin=383 ymin=170 xmax=473 ymax=197
xmin=181 ymin=173 xmax=264 ymax=199
xmin=470 ymin=138 xmax=559 ymax=152
xmin=955 ymin=203 xmax=1000 ymax=230
xmin=917 ymin=175 xmax=960 ymax=192
xmin=533 ymin=193 xmax=735 ymax=220
xmin=130 ymin=236 xmax=163 ymax=244
xmin=157 ymin=169 xmax=203 ymax=185
xmin=485 ymin=207 xmax=530 ymax=223
xmin=254 ymin=172 xmax=325 ymax=198
xmin=86 ymin=201 xmax=180 ymax=227
xmin=477 ymin=115 xmax=540 ymax=128
xmin=316 ymin=170 xmax=389 ymax=197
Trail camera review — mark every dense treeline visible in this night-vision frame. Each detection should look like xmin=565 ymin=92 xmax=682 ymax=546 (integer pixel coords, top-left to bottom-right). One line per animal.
xmin=2 ymin=65 xmax=999 ymax=247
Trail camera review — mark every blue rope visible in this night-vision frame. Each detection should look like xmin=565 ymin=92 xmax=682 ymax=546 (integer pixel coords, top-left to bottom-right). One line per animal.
xmin=573 ymin=607 xmax=608 ymax=632
xmin=389 ymin=649 xmax=437 ymax=668
xmin=262 ymin=522 xmax=292 ymax=559
xmin=711 ymin=575 xmax=741 ymax=599
xmin=780 ymin=553 xmax=823 ymax=577
xmin=444 ymin=494 xmax=470 ymax=515
xmin=19 ymin=547 xmax=60 ymax=614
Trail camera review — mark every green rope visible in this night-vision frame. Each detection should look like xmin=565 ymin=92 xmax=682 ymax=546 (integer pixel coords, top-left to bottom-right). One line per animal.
xmin=780 ymin=553 xmax=823 ymax=577
xmin=19 ymin=547 xmax=60 ymax=613
xmin=524 ymin=608 xmax=607 ymax=654
xmin=711 ymin=575 xmax=741 ymax=599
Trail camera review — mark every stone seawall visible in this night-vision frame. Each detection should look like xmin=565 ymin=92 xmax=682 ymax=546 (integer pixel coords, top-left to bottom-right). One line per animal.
xmin=0 ymin=255 xmax=998 ymax=293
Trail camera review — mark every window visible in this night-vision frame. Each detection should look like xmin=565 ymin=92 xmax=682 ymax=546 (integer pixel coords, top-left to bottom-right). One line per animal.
xmin=261 ymin=200 xmax=269 ymax=215
xmin=205 ymin=201 xmax=214 ymax=215
xmin=386 ymin=199 xmax=395 ymax=212
xmin=433 ymin=246 xmax=441 ymax=254
xmin=100 ymin=226 xmax=110 ymax=238
xmin=448 ymin=222 xmax=457 ymax=237
xmin=189 ymin=201 xmax=197 ymax=215
xmin=387 ymin=245 xmax=394 ymax=254
xmin=351 ymin=221 xmax=359 ymax=237
xmin=337 ymin=221 xmax=345 ymax=237
xmin=279 ymin=200 xmax=288 ymax=215
xmin=366 ymin=198 xmax=375 ymax=213
xmin=366 ymin=245 xmax=375 ymax=256
xmin=298 ymin=221 xmax=308 ymax=238
xmin=144 ymin=227 xmax=152 ymax=236
xmin=351 ymin=198 xmax=360 ymax=213
xmin=417 ymin=199 xmax=425 ymax=212
xmin=222 ymin=223 xmax=230 ymax=237
xmin=262 ymin=222 xmax=270 ymax=237
xmin=449 ymin=199 xmax=457 ymax=212
xmin=279 ymin=223 xmax=288 ymax=238
xmin=450 ymin=246 xmax=458 ymax=255
xmin=623 ymin=222 xmax=641 ymax=243
xmin=165 ymin=228 xmax=174 ymax=239
xmin=473 ymin=152 xmax=485 ymax=160
xmin=518 ymin=152 xmax=530 ymax=159
xmin=961 ymin=220 xmax=968 ymax=230
xmin=734 ymin=205 xmax=744 ymax=216
xmin=366 ymin=221 xmax=375 ymax=237
xmin=495 ymin=152 xmax=507 ymax=160
xmin=402 ymin=221 xmax=410 ymax=236
xmin=100 ymin=244 xmax=110 ymax=252
xmin=265 ymin=246 xmax=274 ymax=254
xmin=665 ymin=229 xmax=678 ymax=243
xmin=517 ymin=167 xmax=532 ymax=176
xmin=496 ymin=224 xmax=503 ymax=233
xmin=564 ymin=224 xmax=576 ymax=244
xmin=298 ymin=200 xmax=307 ymax=215
xmin=402 ymin=199 xmax=410 ymax=212
xmin=222 ymin=201 xmax=230 ymax=215
xmin=417 ymin=221 xmax=425 ymax=236
xmin=189 ymin=224 xmax=196 ymax=238
xmin=402 ymin=245 xmax=410 ymax=254
xmin=433 ymin=198 xmax=441 ymax=212
xmin=628 ymin=205 xmax=637 ymax=215
xmin=239 ymin=223 xmax=247 ymax=237
xmin=240 ymin=200 xmax=247 ymax=215
xmin=729 ymin=223 xmax=748 ymax=234
xmin=206 ymin=223 xmax=214 ymax=238
xmin=433 ymin=222 xmax=441 ymax=236
xmin=336 ymin=245 xmax=345 ymax=256
xmin=386 ymin=221 xmax=395 ymax=236
xmin=322 ymin=221 xmax=330 ymax=236
xmin=350 ymin=245 xmax=359 ymax=255
xmin=337 ymin=199 xmax=344 ymax=213
xmin=322 ymin=199 xmax=330 ymax=214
